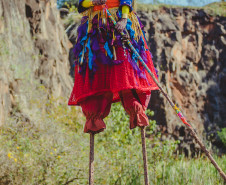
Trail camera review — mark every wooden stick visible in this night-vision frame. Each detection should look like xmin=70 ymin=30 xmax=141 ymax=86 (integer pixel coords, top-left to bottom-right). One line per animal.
xmin=89 ymin=133 xmax=95 ymax=185
xmin=141 ymin=127 xmax=149 ymax=185
xmin=188 ymin=127 xmax=226 ymax=181
xmin=105 ymin=7 xmax=226 ymax=182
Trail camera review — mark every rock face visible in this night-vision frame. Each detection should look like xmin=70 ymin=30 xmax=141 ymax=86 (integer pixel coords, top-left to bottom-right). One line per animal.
xmin=138 ymin=7 xmax=226 ymax=154
xmin=0 ymin=0 xmax=73 ymax=124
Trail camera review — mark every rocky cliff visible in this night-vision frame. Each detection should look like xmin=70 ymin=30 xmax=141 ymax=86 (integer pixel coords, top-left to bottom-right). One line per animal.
xmin=137 ymin=7 xmax=226 ymax=154
xmin=0 ymin=0 xmax=72 ymax=125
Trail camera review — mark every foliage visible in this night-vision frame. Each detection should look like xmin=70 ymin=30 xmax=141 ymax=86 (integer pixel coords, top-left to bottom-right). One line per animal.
xmin=64 ymin=2 xmax=78 ymax=13
xmin=218 ymin=128 xmax=226 ymax=147
xmin=204 ymin=2 xmax=226 ymax=16
xmin=59 ymin=1 xmax=81 ymax=28
xmin=0 ymin=95 xmax=225 ymax=184
xmin=62 ymin=11 xmax=81 ymax=28
xmin=136 ymin=2 xmax=226 ymax=17
xmin=137 ymin=0 xmax=224 ymax=7
xmin=57 ymin=0 xmax=79 ymax=8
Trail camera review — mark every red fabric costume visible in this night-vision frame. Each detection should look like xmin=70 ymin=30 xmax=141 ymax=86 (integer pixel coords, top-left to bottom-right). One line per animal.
xmin=68 ymin=0 xmax=159 ymax=133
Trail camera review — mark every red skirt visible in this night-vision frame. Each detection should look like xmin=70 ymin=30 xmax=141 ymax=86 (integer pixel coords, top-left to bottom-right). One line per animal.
xmin=68 ymin=39 xmax=159 ymax=106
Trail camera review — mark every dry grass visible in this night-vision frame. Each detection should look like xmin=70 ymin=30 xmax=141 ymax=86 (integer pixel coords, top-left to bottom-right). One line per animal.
xmin=0 ymin=98 xmax=225 ymax=184
xmin=136 ymin=2 xmax=226 ymax=17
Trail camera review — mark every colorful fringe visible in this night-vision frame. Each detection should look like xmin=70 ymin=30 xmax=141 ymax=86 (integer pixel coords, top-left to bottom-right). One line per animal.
xmin=73 ymin=7 xmax=153 ymax=79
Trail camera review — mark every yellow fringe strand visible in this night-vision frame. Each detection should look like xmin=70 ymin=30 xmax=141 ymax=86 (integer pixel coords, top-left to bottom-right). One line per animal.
xmin=82 ymin=7 xmax=143 ymax=42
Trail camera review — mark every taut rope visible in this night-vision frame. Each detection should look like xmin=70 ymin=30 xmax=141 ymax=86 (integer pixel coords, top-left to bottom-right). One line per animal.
xmin=104 ymin=6 xmax=226 ymax=182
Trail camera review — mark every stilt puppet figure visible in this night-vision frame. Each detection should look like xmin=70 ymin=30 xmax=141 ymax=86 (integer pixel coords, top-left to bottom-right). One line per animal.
xmin=68 ymin=0 xmax=159 ymax=184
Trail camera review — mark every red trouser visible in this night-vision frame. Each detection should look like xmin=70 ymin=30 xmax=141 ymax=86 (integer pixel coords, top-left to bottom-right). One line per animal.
xmin=81 ymin=90 xmax=151 ymax=133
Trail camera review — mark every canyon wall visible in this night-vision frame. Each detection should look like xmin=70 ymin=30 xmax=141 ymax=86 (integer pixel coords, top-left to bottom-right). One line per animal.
xmin=0 ymin=0 xmax=72 ymax=124
xmin=138 ymin=7 xmax=226 ymax=154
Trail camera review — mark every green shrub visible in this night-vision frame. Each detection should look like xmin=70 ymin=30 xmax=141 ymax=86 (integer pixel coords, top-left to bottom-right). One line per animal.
xmin=0 ymin=99 xmax=225 ymax=184
xmin=218 ymin=128 xmax=226 ymax=147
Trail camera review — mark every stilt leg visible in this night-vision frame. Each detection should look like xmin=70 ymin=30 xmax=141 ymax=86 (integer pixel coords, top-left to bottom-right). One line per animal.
xmin=89 ymin=133 xmax=95 ymax=185
xmin=141 ymin=127 xmax=149 ymax=185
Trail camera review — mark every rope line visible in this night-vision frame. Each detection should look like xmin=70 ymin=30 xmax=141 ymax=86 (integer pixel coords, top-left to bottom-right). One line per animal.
xmin=104 ymin=6 xmax=226 ymax=182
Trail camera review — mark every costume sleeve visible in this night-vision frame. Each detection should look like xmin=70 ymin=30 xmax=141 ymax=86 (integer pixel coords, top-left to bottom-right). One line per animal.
xmin=122 ymin=5 xmax=130 ymax=15
xmin=120 ymin=0 xmax=133 ymax=12
xmin=78 ymin=0 xmax=90 ymax=13
xmin=82 ymin=0 xmax=93 ymax=8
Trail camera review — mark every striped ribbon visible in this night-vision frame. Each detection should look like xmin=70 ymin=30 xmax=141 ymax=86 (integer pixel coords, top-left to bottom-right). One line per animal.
xmin=104 ymin=6 xmax=192 ymax=128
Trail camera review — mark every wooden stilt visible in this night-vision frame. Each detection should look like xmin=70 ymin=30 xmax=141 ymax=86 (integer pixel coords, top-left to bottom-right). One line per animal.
xmin=141 ymin=127 xmax=149 ymax=185
xmin=89 ymin=133 xmax=95 ymax=185
xmin=105 ymin=8 xmax=226 ymax=181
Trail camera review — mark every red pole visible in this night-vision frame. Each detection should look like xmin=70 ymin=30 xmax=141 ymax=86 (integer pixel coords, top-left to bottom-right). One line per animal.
xmin=105 ymin=7 xmax=226 ymax=181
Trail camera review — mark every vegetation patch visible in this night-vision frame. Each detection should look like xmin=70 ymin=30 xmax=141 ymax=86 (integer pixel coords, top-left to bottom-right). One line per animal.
xmin=136 ymin=2 xmax=226 ymax=17
xmin=0 ymin=97 xmax=225 ymax=184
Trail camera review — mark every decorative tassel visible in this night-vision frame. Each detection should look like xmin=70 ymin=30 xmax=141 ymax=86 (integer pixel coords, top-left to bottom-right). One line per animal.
xmin=88 ymin=8 xmax=93 ymax=33
xmin=104 ymin=41 xmax=113 ymax=59
xmin=102 ymin=9 xmax=106 ymax=26
xmin=98 ymin=11 xmax=100 ymax=28
xmin=129 ymin=12 xmax=143 ymax=42
xmin=80 ymin=48 xmax=85 ymax=65
xmin=112 ymin=31 xmax=117 ymax=60
xmin=87 ymin=37 xmax=93 ymax=70
xmin=113 ymin=46 xmax=116 ymax=60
